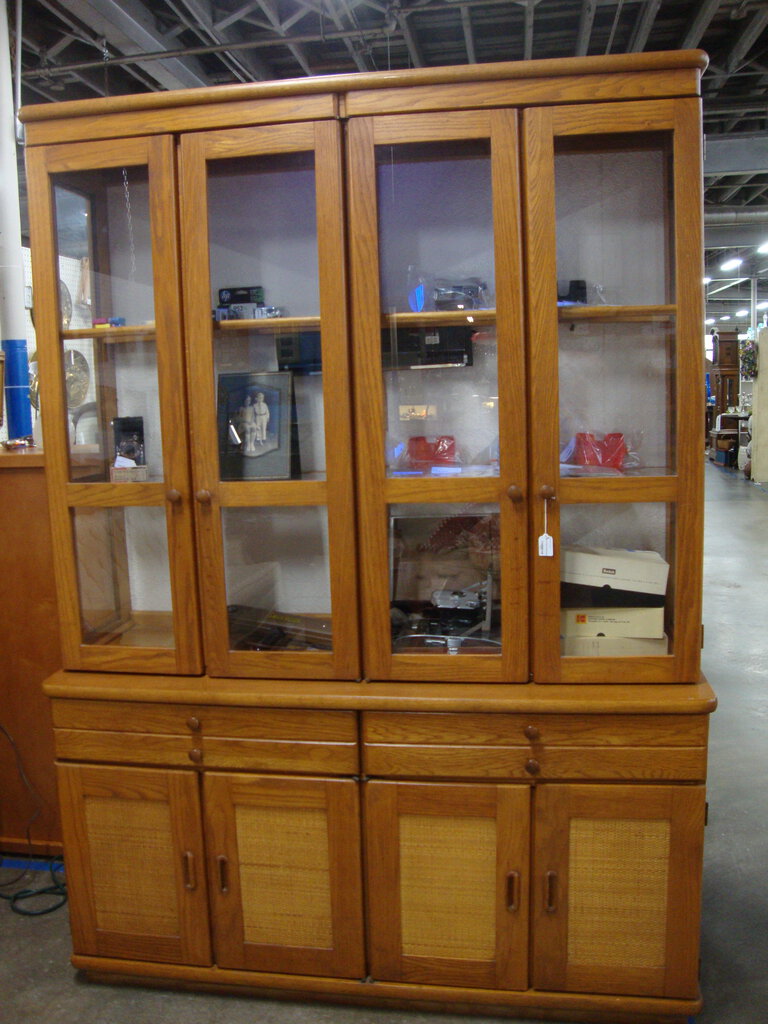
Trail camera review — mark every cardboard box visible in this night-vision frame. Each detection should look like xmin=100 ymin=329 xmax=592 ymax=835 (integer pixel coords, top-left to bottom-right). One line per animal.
xmin=560 ymin=606 xmax=665 ymax=639
xmin=561 ymin=546 xmax=669 ymax=596
xmin=562 ymin=634 xmax=669 ymax=656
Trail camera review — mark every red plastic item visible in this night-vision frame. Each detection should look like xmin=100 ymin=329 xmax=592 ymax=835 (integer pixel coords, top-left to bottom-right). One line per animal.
xmin=573 ymin=432 xmax=626 ymax=470
xmin=407 ymin=435 xmax=456 ymax=466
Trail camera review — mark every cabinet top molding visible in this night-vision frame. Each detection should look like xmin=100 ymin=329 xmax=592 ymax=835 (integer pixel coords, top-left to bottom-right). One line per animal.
xmin=20 ymin=49 xmax=707 ymax=129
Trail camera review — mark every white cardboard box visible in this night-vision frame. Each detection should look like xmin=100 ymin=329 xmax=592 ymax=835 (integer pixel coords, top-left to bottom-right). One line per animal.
xmin=561 ymin=546 xmax=669 ymax=596
xmin=562 ymin=634 xmax=669 ymax=656
xmin=560 ymin=606 xmax=665 ymax=639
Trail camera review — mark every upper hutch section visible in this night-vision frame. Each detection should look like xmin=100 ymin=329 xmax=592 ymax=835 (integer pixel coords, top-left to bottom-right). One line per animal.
xmin=21 ymin=50 xmax=707 ymax=145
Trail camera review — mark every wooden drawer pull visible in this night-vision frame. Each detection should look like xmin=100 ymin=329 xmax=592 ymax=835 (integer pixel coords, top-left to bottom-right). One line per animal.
xmin=182 ymin=851 xmax=196 ymax=891
xmin=186 ymin=716 xmax=201 ymax=732
xmin=545 ymin=870 xmax=558 ymax=913
xmin=188 ymin=747 xmax=203 ymax=764
xmin=525 ymin=758 xmax=541 ymax=775
xmin=524 ymin=724 xmax=540 ymax=740
xmin=506 ymin=870 xmax=520 ymax=912
xmin=217 ymin=855 xmax=229 ymax=894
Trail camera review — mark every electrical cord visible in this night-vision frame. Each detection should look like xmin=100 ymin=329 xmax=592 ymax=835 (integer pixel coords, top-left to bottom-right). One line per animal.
xmin=0 ymin=723 xmax=67 ymax=916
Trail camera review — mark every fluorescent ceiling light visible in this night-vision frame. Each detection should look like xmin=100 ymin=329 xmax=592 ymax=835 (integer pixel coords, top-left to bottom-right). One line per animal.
xmin=735 ymin=309 xmax=749 ymax=317
xmin=756 ymin=301 xmax=768 ymax=310
xmin=705 ymin=318 xmax=716 ymax=325
xmin=703 ymin=276 xmax=712 ymax=285
xmin=757 ymin=240 xmax=768 ymax=254
xmin=719 ymin=315 xmax=731 ymax=321
xmin=720 ymin=257 xmax=743 ymax=271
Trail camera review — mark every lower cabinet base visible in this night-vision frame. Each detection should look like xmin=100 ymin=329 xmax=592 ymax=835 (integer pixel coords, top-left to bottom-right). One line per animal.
xmin=71 ymin=956 xmax=702 ymax=1024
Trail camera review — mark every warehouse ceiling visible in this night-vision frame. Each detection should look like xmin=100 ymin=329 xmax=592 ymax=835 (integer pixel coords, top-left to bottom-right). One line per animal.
xmin=10 ymin=0 xmax=768 ymax=321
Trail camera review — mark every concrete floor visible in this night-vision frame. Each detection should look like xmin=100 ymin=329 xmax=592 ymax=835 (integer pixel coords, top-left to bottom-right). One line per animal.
xmin=1 ymin=458 xmax=766 ymax=1024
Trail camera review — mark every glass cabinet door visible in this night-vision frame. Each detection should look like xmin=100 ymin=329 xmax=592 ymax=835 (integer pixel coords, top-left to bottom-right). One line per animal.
xmin=26 ymin=137 xmax=202 ymax=674
xmin=180 ymin=121 xmax=359 ymax=679
xmin=524 ymin=98 xmax=704 ymax=683
xmin=348 ymin=111 xmax=528 ymax=682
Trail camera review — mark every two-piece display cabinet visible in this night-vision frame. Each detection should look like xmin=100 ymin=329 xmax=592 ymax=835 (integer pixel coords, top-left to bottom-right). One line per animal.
xmin=24 ymin=49 xmax=715 ymax=1024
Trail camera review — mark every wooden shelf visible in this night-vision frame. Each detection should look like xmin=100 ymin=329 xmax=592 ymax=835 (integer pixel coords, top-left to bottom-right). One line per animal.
xmin=215 ymin=316 xmax=321 ymax=331
xmin=557 ymin=304 xmax=676 ymax=322
xmin=381 ymin=309 xmax=496 ymax=327
xmin=63 ymin=325 xmax=156 ymax=342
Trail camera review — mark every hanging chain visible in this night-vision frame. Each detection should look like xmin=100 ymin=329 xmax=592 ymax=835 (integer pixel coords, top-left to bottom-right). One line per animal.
xmin=122 ymin=168 xmax=137 ymax=280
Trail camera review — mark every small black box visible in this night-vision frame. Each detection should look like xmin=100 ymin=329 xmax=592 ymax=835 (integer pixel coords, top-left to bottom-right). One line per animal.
xmin=219 ymin=286 xmax=265 ymax=306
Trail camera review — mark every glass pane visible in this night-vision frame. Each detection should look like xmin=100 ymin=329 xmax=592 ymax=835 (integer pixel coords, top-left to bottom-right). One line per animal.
xmin=52 ymin=170 xmax=162 ymax=484
xmin=555 ymin=138 xmax=673 ymax=307
xmin=73 ymin=505 xmax=174 ymax=648
xmin=389 ymin=504 xmax=501 ymax=654
xmin=384 ymin=322 xmax=500 ymax=478
xmin=559 ymin=320 xmax=676 ymax=477
xmin=559 ymin=503 xmax=673 ymax=658
xmin=214 ymin=325 xmax=323 ymax=481
xmin=53 ymin=168 xmax=154 ymax=328
xmin=376 ymin=139 xmax=497 ymax=477
xmin=376 ymin=141 xmax=494 ymax=314
xmin=66 ymin=336 xmax=162 ymax=483
xmin=207 ymin=152 xmax=319 ymax=318
xmin=223 ymin=506 xmax=332 ymax=652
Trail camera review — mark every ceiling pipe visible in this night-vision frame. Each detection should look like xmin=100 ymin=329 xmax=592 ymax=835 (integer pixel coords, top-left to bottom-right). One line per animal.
xmin=705 ymin=208 xmax=768 ymax=224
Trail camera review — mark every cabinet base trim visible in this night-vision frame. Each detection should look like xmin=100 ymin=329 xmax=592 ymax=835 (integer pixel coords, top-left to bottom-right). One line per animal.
xmin=71 ymin=955 xmax=702 ymax=1024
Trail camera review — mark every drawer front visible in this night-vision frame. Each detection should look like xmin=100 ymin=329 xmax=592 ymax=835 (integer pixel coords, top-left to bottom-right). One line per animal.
xmin=362 ymin=712 xmax=708 ymax=781
xmin=53 ymin=702 xmax=360 ymax=775
xmin=363 ymin=742 xmax=706 ymax=781
xmin=54 ymin=729 xmax=193 ymax=767
xmin=362 ymin=711 xmax=708 ymax=747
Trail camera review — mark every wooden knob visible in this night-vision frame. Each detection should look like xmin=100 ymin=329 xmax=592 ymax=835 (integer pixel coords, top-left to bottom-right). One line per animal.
xmin=186 ymin=716 xmax=201 ymax=732
xmin=524 ymin=724 xmax=540 ymax=741
xmin=506 ymin=484 xmax=524 ymax=503
xmin=166 ymin=489 xmax=182 ymax=505
xmin=525 ymin=758 xmax=541 ymax=776
xmin=195 ymin=489 xmax=212 ymax=505
xmin=188 ymin=748 xmax=203 ymax=764
xmin=539 ymin=485 xmax=556 ymax=500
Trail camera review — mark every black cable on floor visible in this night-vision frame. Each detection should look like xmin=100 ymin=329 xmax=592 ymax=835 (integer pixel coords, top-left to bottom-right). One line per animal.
xmin=1 ymin=860 xmax=67 ymax=916
xmin=0 ymin=723 xmax=67 ymax=916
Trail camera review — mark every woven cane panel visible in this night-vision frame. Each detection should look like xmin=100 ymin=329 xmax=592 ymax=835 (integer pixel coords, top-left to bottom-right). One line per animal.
xmin=235 ymin=805 xmax=333 ymax=948
xmin=84 ymin=797 xmax=178 ymax=936
xmin=399 ymin=814 xmax=496 ymax=960
xmin=567 ymin=817 xmax=670 ymax=969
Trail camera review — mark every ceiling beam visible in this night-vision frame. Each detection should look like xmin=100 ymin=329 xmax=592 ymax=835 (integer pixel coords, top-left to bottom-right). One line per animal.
xmin=575 ymin=0 xmax=597 ymax=57
xmin=705 ymin=134 xmax=768 ymax=177
xmin=174 ymin=0 xmax=276 ymax=80
xmin=727 ymin=8 xmax=768 ymax=74
xmin=461 ymin=6 xmax=477 ymax=64
xmin=62 ymin=0 xmax=211 ymax=89
xmin=628 ymin=0 xmax=660 ymax=53
xmin=679 ymin=0 xmax=721 ymax=50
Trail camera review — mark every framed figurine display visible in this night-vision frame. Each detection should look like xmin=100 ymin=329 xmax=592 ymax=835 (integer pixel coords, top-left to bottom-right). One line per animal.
xmin=217 ymin=370 xmax=297 ymax=480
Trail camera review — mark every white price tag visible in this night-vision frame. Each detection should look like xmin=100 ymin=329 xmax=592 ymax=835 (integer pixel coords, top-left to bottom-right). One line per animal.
xmin=538 ymin=497 xmax=554 ymax=557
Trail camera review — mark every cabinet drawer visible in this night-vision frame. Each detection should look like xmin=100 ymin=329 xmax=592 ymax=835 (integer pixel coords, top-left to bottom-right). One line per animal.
xmin=52 ymin=701 xmax=359 ymax=775
xmin=362 ymin=711 xmax=708 ymax=747
xmin=362 ymin=712 xmax=707 ymax=781
xmin=363 ymin=742 xmax=706 ymax=780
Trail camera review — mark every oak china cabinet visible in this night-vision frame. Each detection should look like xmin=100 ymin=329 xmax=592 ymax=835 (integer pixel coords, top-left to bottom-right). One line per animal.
xmin=23 ymin=48 xmax=714 ymax=1024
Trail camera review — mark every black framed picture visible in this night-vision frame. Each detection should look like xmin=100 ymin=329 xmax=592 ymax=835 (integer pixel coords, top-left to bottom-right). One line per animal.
xmin=217 ymin=370 xmax=298 ymax=480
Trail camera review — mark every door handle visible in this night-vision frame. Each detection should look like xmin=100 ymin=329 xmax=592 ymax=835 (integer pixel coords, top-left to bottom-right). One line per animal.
xmin=506 ymin=870 xmax=520 ymax=912
xmin=217 ymin=854 xmax=229 ymax=894
xmin=544 ymin=870 xmax=558 ymax=913
xmin=182 ymin=850 xmax=196 ymax=891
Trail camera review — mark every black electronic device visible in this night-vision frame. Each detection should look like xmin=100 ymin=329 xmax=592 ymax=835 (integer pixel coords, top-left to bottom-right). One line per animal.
xmin=381 ymin=325 xmax=474 ymax=370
